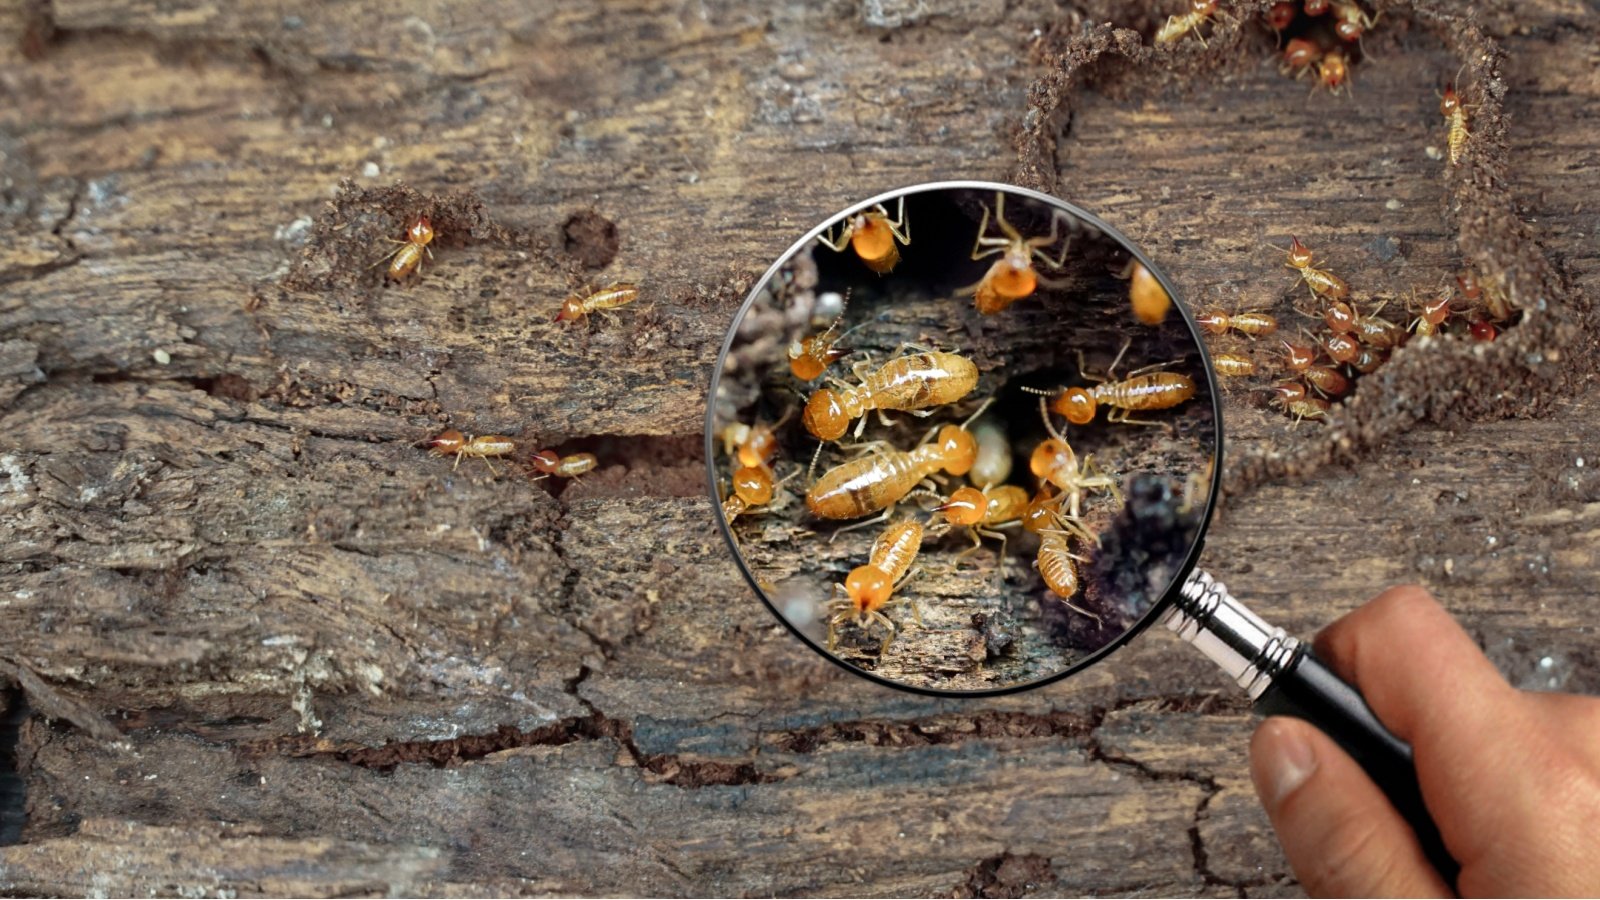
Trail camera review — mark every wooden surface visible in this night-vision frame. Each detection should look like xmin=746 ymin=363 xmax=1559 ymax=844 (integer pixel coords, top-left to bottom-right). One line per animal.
xmin=0 ymin=0 xmax=1597 ymax=895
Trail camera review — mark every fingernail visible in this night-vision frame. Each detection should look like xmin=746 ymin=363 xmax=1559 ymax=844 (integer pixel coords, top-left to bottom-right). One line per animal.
xmin=1262 ymin=720 xmax=1318 ymax=807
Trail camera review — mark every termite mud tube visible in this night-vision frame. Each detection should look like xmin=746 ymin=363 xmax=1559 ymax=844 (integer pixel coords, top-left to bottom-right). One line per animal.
xmin=705 ymin=182 xmax=1457 ymax=885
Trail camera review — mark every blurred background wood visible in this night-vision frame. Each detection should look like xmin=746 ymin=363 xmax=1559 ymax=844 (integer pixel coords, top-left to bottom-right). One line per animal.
xmin=0 ymin=0 xmax=1596 ymax=894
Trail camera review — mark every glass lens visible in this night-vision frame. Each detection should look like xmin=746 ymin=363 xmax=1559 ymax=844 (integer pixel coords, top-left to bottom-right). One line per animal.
xmin=707 ymin=183 xmax=1219 ymax=694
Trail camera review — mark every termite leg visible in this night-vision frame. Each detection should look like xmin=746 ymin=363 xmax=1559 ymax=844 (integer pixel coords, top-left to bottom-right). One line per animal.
xmin=828 ymin=509 xmax=892 ymax=543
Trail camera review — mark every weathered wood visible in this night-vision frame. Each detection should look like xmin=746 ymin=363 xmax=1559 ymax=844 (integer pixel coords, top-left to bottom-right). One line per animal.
xmin=0 ymin=0 xmax=1596 ymax=895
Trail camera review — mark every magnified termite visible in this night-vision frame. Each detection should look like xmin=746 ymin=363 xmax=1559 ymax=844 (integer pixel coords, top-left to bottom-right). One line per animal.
xmin=1019 ymin=490 xmax=1103 ymax=624
xmin=1273 ymin=236 xmax=1350 ymax=302
xmin=528 ymin=450 xmax=598 ymax=481
xmin=555 ymin=282 xmax=640 ymax=325
xmin=1281 ymin=38 xmax=1322 ymax=80
xmin=1155 ymin=0 xmax=1221 ymax=46
xmin=722 ymin=465 xmax=798 ymax=523
xmin=420 ymin=429 xmax=516 ymax=474
xmin=789 ymin=314 xmax=852 ymax=382
xmin=806 ymin=400 xmax=990 ymax=521
xmin=825 ymin=518 xmax=924 ymax=655
xmin=801 ymin=346 xmax=979 ymax=441
xmin=371 ymin=214 xmax=435 ymax=281
xmin=816 ymin=197 xmax=911 ymax=274
xmin=1028 ymin=340 xmax=1197 ymax=426
xmin=1287 ymin=396 xmax=1331 ymax=425
xmin=720 ymin=409 xmax=792 ymax=470
xmin=1408 ymin=287 xmax=1454 ymax=337
xmin=930 ymin=484 xmax=1029 ymax=562
xmin=969 ymin=418 xmax=1012 ymax=489
xmin=1028 ymin=419 xmax=1120 ymax=546
xmin=1350 ymin=304 xmax=1407 ymax=348
xmin=964 ymin=192 xmax=1072 ymax=315
xmin=1316 ymin=47 xmax=1352 ymax=97
xmin=1331 ymin=0 xmax=1378 ymax=42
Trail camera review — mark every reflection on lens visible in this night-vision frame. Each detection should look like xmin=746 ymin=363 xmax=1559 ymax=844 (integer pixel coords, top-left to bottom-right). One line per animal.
xmin=709 ymin=184 xmax=1219 ymax=693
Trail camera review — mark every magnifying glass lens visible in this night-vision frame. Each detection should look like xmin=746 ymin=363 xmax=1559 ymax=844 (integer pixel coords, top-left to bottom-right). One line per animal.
xmin=709 ymin=184 xmax=1220 ymax=694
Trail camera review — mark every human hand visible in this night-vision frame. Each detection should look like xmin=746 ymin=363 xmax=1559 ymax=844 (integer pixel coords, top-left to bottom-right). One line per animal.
xmin=1248 ymin=585 xmax=1600 ymax=897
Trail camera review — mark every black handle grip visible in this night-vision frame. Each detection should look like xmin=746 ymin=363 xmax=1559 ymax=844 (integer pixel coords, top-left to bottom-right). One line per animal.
xmin=1254 ymin=647 xmax=1460 ymax=887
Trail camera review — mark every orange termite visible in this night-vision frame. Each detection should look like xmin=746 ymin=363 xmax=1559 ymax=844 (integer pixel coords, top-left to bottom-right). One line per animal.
xmin=528 ymin=450 xmax=598 ymax=481
xmin=1287 ymin=397 xmax=1331 ymax=424
xmin=825 ymin=519 xmax=924 ymax=654
xmin=1409 ymin=287 xmax=1453 ymax=337
xmin=1269 ymin=381 xmax=1308 ymax=408
xmin=720 ymin=410 xmax=791 ymax=470
xmin=1275 ymin=236 xmax=1350 ymax=301
xmin=1268 ymin=2 xmax=1297 ymax=31
xmin=1155 ymin=0 xmax=1220 ymax=45
xmin=1281 ymin=38 xmax=1322 ymax=79
xmin=934 ymin=484 xmax=1030 ymax=559
xmin=373 ymin=214 xmax=435 ymax=281
xmin=1331 ymin=0 xmax=1377 ymax=41
xmin=1021 ymin=495 xmax=1103 ymax=623
xmin=1028 ymin=432 xmax=1119 ymax=546
xmin=1351 ymin=309 xmax=1407 ymax=348
xmin=965 ymin=192 xmax=1072 ymax=315
xmin=1441 ymin=85 xmax=1470 ymax=166
xmin=1469 ymin=320 xmax=1498 ymax=342
xmin=555 ymin=283 xmax=640 ymax=324
xmin=789 ymin=316 xmax=849 ymax=381
xmin=722 ymin=466 xmax=798 ymax=523
xmin=1033 ymin=342 xmax=1196 ymax=426
xmin=1317 ymin=47 xmax=1351 ymax=96
xmin=1197 ymin=309 xmax=1278 ymax=337
xmin=422 ymin=428 xmax=515 ymax=474
xmin=1323 ymin=332 xmax=1361 ymax=365
xmin=1126 ymin=260 xmax=1172 ymax=326
xmin=1212 ymin=353 xmax=1257 ymax=377
xmin=802 ymin=348 xmax=979 ymax=441
xmin=1303 ymin=365 xmax=1350 ymax=397
xmin=817 ymin=197 xmax=910 ymax=274
xmin=1281 ymin=337 xmax=1318 ymax=373
xmin=806 ymin=407 xmax=986 ymax=521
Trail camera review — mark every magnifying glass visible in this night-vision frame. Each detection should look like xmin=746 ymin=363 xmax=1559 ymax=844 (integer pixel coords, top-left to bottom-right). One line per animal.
xmin=704 ymin=181 xmax=1457 ymax=884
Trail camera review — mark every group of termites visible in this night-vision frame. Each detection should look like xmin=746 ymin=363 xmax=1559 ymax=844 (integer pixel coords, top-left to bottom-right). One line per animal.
xmin=721 ymin=192 xmax=1202 ymax=658
xmin=368 ymin=211 xmax=644 ymax=480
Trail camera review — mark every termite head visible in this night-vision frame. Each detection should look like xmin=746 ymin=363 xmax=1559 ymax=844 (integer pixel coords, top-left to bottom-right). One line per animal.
xmin=1469 ymin=320 xmax=1498 ymax=342
xmin=802 ymin=389 xmax=849 ymax=441
xmin=843 ymin=565 xmax=893 ymax=614
xmin=993 ymin=247 xmax=1039 ymax=299
xmin=1281 ymin=338 xmax=1316 ymax=372
xmin=1268 ymin=1 xmax=1296 ymax=29
xmin=1029 ymin=438 xmax=1077 ymax=482
xmin=1023 ymin=489 xmax=1059 ymax=534
xmin=1286 ymin=236 xmax=1314 ymax=269
xmin=1052 ymin=387 xmax=1097 ymax=426
xmin=1324 ymin=332 xmax=1361 ymax=364
xmin=936 ymin=424 xmax=977 ymax=476
xmin=1325 ymin=301 xmax=1356 ymax=332
xmin=424 ymin=429 xmax=466 ymax=455
xmin=1304 ymin=0 xmax=1330 ymax=14
xmin=788 ymin=339 xmax=845 ymax=381
xmin=732 ymin=465 xmax=774 ymax=506
xmin=1335 ymin=17 xmax=1363 ymax=41
xmin=1319 ymin=49 xmax=1349 ymax=88
xmin=851 ymin=210 xmax=896 ymax=259
xmin=1197 ymin=310 xmax=1230 ymax=335
xmin=1192 ymin=0 xmax=1218 ymax=12
xmin=554 ymin=295 xmax=585 ymax=322
xmin=937 ymin=486 xmax=986 ymax=527
xmin=1440 ymin=86 xmax=1460 ymax=117
xmin=1283 ymin=38 xmax=1320 ymax=69
xmin=407 ymin=215 xmax=434 ymax=246
xmin=1269 ymin=382 xmax=1307 ymax=408
xmin=529 ymin=450 xmax=562 ymax=474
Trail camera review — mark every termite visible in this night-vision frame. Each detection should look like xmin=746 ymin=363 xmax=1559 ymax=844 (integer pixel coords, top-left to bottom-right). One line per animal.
xmin=421 ymin=428 xmax=516 ymax=474
xmin=1028 ymin=430 xmax=1119 ymax=546
xmin=372 ymin=214 xmax=435 ymax=281
xmin=1268 ymin=2 xmax=1297 ymax=32
xmin=1269 ymin=381 xmax=1307 ymax=408
xmin=1350 ymin=309 xmax=1406 ymax=348
xmin=1441 ymin=85 xmax=1470 ymax=166
xmin=722 ymin=466 xmax=796 ymax=523
xmin=789 ymin=316 xmax=850 ymax=381
xmin=1287 ymin=397 xmax=1331 ymax=424
xmin=1408 ymin=285 xmax=1459 ymax=334
xmin=1275 ymin=236 xmax=1350 ymax=301
xmin=1303 ymin=365 xmax=1350 ymax=397
xmin=801 ymin=347 xmax=979 ymax=441
xmin=825 ymin=519 xmax=924 ymax=655
xmin=965 ymin=192 xmax=1072 ymax=315
xmin=1021 ymin=497 xmax=1103 ymax=623
xmin=555 ymin=282 xmax=640 ymax=324
xmin=1281 ymin=38 xmax=1322 ymax=79
xmin=1281 ymin=337 xmax=1318 ymax=373
xmin=1331 ymin=0 xmax=1377 ymax=42
xmin=1155 ymin=0 xmax=1220 ymax=46
xmin=805 ymin=403 xmax=987 ymax=521
xmin=933 ymin=484 xmax=1029 ymax=559
xmin=1323 ymin=332 xmax=1361 ymax=365
xmin=1197 ymin=309 xmax=1279 ymax=337
xmin=1317 ymin=47 xmax=1351 ymax=96
xmin=1469 ymin=320 xmax=1498 ymax=342
xmin=1348 ymin=347 xmax=1385 ymax=375
xmin=817 ymin=197 xmax=910 ymax=274
xmin=1125 ymin=260 xmax=1171 ymax=325
xmin=528 ymin=450 xmax=598 ymax=481
xmin=1212 ymin=353 xmax=1257 ymax=377
xmin=720 ymin=411 xmax=791 ymax=470
xmin=1031 ymin=341 xmax=1196 ymax=426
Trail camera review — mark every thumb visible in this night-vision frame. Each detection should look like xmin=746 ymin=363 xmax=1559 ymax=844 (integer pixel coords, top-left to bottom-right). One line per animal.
xmin=1249 ymin=717 xmax=1452 ymax=898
